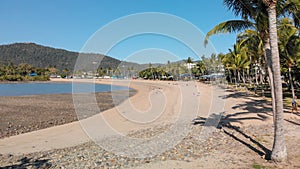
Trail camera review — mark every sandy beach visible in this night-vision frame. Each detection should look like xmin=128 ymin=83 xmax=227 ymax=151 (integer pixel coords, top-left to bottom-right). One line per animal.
xmin=0 ymin=79 xmax=299 ymax=168
xmin=0 ymin=79 xmax=205 ymax=154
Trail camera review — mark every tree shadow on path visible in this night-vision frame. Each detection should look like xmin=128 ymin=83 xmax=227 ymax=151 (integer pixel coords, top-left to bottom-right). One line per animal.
xmin=285 ymin=119 xmax=300 ymax=126
xmin=193 ymin=91 xmax=273 ymax=160
xmin=1 ymin=156 xmax=51 ymax=169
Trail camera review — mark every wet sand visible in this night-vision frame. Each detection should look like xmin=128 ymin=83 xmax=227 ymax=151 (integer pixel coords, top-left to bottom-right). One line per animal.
xmin=0 ymin=87 xmax=135 ymax=139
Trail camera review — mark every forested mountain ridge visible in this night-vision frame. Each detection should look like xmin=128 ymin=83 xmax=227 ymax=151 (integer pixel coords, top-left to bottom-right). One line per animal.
xmin=0 ymin=43 xmax=121 ymax=71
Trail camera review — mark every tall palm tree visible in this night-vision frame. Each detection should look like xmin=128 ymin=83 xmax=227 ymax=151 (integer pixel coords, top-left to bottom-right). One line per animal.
xmin=202 ymin=53 xmax=222 ymax=74
xmin=185 ymin=57 xmax=194 ymax=80
xmin=224 ymin=41 xmax=251 ymax=84
xmin=204 ymin=0 xmax=277 ymax=114
xmin=262 ymin=0 xmax=287 ymax=162
xmin=278 ymin=18 xmax=300 ymax=98
xmin=237 ymin=29 xmax=265 ymax=84
xmin=196 ymin=60 xmax=207 ymax=76
xmin=220 ymin=53 xmax=234 ymax=83
xmin=205 ymin=0 xmax=291 ymax=162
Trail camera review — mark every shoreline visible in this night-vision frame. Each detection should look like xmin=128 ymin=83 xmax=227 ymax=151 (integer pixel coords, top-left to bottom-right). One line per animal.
xmin=0 ymin=79 xmax=206 ymax=154
xmin=0 ymin=89 xmax=136 ymax=139
xmin=0 ymin=78 xmax=138 ymax=139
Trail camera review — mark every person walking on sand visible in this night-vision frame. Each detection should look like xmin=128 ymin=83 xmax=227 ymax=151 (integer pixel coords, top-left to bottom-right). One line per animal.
xmin=292 ymin=96 xmax=298 ymax=113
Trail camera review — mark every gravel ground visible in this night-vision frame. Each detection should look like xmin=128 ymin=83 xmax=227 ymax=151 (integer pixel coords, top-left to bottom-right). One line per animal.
xmin=0 ymin=124 xmax=219 ymax=169
xmin=1 ymin=121 xmax=299 ymax=169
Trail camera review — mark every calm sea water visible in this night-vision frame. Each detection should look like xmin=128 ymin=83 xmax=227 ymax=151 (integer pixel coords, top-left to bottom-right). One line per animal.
xmin=0 ymin=82 xmax=130 ymax=96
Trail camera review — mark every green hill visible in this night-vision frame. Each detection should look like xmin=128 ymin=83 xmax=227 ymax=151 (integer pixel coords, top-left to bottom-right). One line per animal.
xmin=0 ymin=43 xmax=121 ymax=71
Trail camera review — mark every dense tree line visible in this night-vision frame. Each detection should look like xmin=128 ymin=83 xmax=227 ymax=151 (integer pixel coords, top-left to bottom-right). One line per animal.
xmin=139 ymin=66 xmax=171 ymax=80
xmin=0 ymin=63 xmax=53 ymax=81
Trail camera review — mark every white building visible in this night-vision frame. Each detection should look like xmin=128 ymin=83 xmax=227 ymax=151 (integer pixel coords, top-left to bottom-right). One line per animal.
xmin=184 ymin=63 xmax=196 ymax=69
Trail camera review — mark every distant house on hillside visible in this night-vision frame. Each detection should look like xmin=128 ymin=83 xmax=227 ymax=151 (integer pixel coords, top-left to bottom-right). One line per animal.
xmin=184 ymin=63 xmax=196 ymax=69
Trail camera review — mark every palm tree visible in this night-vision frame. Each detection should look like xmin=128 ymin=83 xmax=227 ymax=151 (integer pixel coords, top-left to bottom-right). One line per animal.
xmin=195 ymin=60 xmax=207 ymax=76
xmin=220 ymin=53 xmax=234 ymax=83
xmin=205 ymin=0 xmax=291 ymax=162
xmin=210 ymin=53 xmax=219 ymax=73
xmin=185 ymin=57 xmax=194 ymax=80
xmin=201 ymin=53 xmax=221 ymax=74
xmin=283 ymin=0 xmax=300 ymax=28
xmin=228 ymin=42 xmax=251 ymax=84
xmin=262 ymin=0 xmax=287 ymax=162
xmin=278 ymin=18 xmax=300 ymax=98
xmin=204 ymin=0 xmax=277 ymax=119
xmin=237 ymin=29 xmax=265 ymax=84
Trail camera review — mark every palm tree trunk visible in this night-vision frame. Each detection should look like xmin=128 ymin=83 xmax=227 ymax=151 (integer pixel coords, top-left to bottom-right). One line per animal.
xmin=247 ymin=68 xmax=252 ymax=84
xmin=260 ymin=71 xmax=264 ymax=84
xmin=255 ymin=66 xmax=259 ymax=85
xmin=264 ymin=40 xmax=276 ymax=123
xmin=264 ymin=0 xmax=287 ymax=162
xmin=228 ymin=68 xmax=232 ymax=83
xmin=288 ymin=66 xmax=295 ymax=98
xmin=237 ymin=70 xmax=241 ymax=83
xmin=233 ymin=70 xmax=237 ymax=84
xmin=242 ymin=70 xmax=246 ymax=84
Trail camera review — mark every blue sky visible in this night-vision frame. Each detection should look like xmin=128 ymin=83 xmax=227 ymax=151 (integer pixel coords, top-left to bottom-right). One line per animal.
xmin=0 ymin=0 xmax=239 ymax=63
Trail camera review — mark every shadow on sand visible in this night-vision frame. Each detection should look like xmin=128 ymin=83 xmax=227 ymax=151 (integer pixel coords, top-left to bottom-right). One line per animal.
xmin=285 ymin=119 xmax=300 ymax=126
xmin=1 ymin=157 xmax=51 ymax=169
xmin=193 ymin=90 xmax=273 ymax=160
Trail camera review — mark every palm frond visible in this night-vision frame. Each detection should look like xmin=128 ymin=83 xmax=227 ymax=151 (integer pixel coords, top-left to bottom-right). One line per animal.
xmin=223 ymin=0 xmax=257 ymax=19
xmin=283 ymin=0 xmax=300 ymax=27
xmin=204 ymin=20 xmax=254 ymax=46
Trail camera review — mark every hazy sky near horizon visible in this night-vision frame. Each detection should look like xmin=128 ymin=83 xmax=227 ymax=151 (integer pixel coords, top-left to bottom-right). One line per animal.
xmin=0 ymin=0 xmax=240 ymax=63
